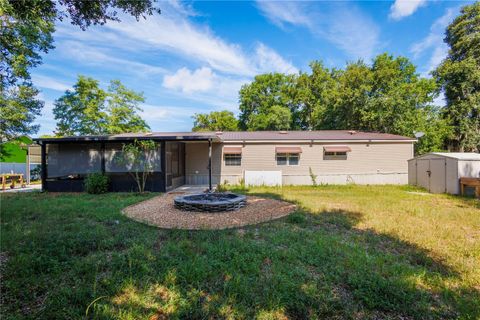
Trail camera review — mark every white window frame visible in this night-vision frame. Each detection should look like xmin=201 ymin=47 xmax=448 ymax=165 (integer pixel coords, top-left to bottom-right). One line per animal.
xmin=224 ymin=153 xmax=242 ymax=166
xmin=276 ymin=153 xmax=300 ymax=166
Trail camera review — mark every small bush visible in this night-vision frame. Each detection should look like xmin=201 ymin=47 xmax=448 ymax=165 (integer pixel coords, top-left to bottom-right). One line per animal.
xmin=287 ymin=213 xmax=306 ymax=224
xmin=309 ymin=167 xmax=317 ymax=186
xmin=216 ymin=180 xmax=229 ymax=192
xmin=84 ymin=173 xmax=109 ymax=194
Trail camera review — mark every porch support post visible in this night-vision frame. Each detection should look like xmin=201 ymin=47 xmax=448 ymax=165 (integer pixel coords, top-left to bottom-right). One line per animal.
xmin=26 ymin=145 xmax=31 ymax=185
xmin=41 ymin=143 xmax=47 ymax=192
xmin=100 ymin=142 xmax=106 ymax=174
xmin=208 ymin=138 xmax=212 ymax=192
xmin=161 ymin=141 xmax=166 ymax=192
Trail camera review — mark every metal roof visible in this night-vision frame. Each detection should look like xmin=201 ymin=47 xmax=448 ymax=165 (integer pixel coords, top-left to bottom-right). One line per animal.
xmin=34 ymin=130 xmax=415 ymax=143
xmin=219 ymin=130 xmax=414 ymax=141
xmin=430 ymin=152 xmax=480 ymax=160
xmin=409 ymin=152 xmax=480 ymax=161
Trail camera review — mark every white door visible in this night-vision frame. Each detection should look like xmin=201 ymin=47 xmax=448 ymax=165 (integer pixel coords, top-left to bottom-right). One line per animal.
xmin=417 ymin=159 xmax=430 ymax=191
xmin=429 ymin=159 xmax=446 ymax=193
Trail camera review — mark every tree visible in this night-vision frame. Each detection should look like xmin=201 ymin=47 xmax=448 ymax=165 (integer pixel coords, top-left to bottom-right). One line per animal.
xmin=301 ymin=54 xmax=449 ymax=154
xmin=238 ymin=73 xmax=297 ymax=130
xmin=1 ymin=85 xmax=43 ymax=141
xmin=248 ymin=105 xmax=292 ymax=131
xmin=0 ymin=0 xmax=158 ymax=141
xmin=116 ymin=139 xmax=157 ymax=193
xmin=192 ymin=110 xmax=239 ymax=132
xmin=434 ymin=2 xmax=480 ymax=152
xmin=106 ymin=80 xmax=148 ymax=134
xmin=53 ymin=75 xmax=149 ymax=136
xmin=0 ymin=0 xmax=54 ymax=142
xmin=295 ymin=61 xmax=337 ymax=130
xmin=237 ymin=53 xmax=449 ymax=153
xmin=53 ymin=76 xmax=108 ymax=136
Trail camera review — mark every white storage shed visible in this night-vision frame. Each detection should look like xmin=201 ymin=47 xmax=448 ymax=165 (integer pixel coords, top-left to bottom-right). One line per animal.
xmin=408 ymin=152 xmax=480 ymax=194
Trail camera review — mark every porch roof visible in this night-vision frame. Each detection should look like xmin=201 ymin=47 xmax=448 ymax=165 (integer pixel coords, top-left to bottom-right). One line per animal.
xmin=34 ymin=132 xmax=220 ymax=143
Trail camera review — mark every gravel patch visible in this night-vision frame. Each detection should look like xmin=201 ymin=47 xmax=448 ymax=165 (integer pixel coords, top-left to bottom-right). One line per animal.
xmin=123 ymin=193 xmax=296 ymax=230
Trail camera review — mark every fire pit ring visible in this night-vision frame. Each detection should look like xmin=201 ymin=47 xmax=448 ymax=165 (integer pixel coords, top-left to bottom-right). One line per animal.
xmin=174 ymin=192 xmax=247 ymax=212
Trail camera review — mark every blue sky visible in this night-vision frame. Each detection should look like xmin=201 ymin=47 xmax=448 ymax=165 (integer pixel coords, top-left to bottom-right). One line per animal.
xmin=31 ymin=0 xmax=472 ymax=136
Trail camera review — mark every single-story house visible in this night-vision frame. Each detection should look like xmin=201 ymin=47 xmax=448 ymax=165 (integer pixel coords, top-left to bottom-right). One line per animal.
xmin=34 ymin=130 xmax=416 ymax=192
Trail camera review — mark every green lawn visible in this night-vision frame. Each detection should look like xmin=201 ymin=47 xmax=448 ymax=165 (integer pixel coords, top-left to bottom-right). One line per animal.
xmin=0 ymin=186 xmax=479 ymax=319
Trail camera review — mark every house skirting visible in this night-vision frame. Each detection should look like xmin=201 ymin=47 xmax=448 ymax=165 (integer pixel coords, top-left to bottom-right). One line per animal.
xmin=187 ymin=172 xmax=408 ymax=186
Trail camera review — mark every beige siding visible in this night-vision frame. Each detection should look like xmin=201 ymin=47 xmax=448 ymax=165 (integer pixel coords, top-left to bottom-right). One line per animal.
xmin=185 ymin=141 xmax=413 ymax=185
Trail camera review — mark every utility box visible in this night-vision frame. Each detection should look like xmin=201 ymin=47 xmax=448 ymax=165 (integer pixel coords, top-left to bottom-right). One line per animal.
xmin=408 ymin=152 xmax=480 ymax=194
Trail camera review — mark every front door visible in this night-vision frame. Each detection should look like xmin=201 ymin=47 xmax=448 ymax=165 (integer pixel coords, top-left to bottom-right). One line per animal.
xmin=165 ymin=142 xmax=185 ymax=191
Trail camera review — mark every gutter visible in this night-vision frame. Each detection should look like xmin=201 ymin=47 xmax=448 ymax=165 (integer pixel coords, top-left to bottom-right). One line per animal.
xmin=221 ymin=139 xmax=417 ymax=143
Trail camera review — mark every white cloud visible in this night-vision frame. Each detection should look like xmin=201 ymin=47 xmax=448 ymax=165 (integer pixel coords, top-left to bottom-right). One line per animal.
xmin=161 ymin=67 xmax=249 ymax=109
xmin=105 ymin=15 xmax=255 ymax=76
xmin=389 ymin=0 xmax=427 ymax=20
xmin=55 ymin=2 xmax=298 ymax=79
xmin=255 ymin=43 xmax=299 ymax=74
xmin=58 ymin=41 xmax=167 ymax=76
xmin=256 ymin=1 xmax=311 ymax=28
xmin=31 ymin=74 xmax=71 ymax=92
xmin=163 ymin=67 xmax=214 ymax=93
xmin=411 ymin=8 xmax=457 ymax=75
xmin=256 ymin=1 xmax=380 ymax=60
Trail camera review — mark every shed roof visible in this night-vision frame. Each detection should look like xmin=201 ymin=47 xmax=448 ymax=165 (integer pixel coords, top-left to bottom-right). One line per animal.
xmin=34 ymin=130 xmax=415 ymax=143
xmin=410 ymin=152 xmax=480 ymax=161
xmin=430 ymin=152 xmax=480 ymax=160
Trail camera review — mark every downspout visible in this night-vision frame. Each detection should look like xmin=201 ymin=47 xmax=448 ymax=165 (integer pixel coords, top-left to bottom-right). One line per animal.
xmin=208 ymin=138 xmax=212 ymax=192
xmin=40 ymin=142 xmax=47 ymax=192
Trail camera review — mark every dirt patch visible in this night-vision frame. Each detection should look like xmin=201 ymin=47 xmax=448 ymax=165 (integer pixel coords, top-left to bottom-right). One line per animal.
xmin=123 ymin=193 xmax=296 ymax=230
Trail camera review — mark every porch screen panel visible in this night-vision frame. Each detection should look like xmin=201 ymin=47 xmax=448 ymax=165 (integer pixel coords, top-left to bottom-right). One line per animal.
xmin=47 ymin=143 xmax=101 ymax=178
xmin=165 ymin=142 xmax=184 ymax=178
xmin=105 ymin=142 xmax=162 ymax=173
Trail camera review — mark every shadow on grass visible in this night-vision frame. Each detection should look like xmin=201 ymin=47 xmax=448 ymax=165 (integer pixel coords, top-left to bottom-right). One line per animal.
xmin=91 ymin=191 xmax=479 ymax=319
xmin=1 ymin=192 xmax=479 ymax=319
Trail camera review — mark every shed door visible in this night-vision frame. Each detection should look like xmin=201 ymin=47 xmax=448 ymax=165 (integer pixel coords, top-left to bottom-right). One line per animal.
xmin=429 ymin=159 xmax=447 ymax=193
xmin=417 ymin=159 xmax=430 ymax=191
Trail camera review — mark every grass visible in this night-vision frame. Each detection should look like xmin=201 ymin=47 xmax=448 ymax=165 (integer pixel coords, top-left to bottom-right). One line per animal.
xmin=0 ymin=185 xmax=479 ymax=319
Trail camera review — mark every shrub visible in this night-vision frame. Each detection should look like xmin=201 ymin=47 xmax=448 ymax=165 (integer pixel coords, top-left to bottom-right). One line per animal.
xmin=216 ymin=180 xmax=229 ymax=192
xmin=287 ymin=213 xmax=306 ymax=224
xmin=84 ymin=173 xmax=109 ymax=194
xmin=309 ymin=167 xmax=317 ymax=186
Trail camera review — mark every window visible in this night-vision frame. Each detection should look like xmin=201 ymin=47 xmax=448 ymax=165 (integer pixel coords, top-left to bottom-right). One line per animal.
xmin=323 ymin=151 xmax=348 ymax=160
xmin=224 ymin=154 xmax=241 ymax=166
xmin=276 ymin=153 xmax=299 ymax=166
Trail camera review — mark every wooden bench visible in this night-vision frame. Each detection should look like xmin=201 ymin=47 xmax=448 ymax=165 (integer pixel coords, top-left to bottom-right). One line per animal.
xmin=1 ymin=174 xmax=26 ymax=191
xmin=460 ymin=177 xmax=480 ymax=198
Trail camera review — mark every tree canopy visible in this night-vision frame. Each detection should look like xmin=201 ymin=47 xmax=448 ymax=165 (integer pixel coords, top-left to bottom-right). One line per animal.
xmin=53 ymin=75 xmax=149 ymax=136
xmin=0 ymin=0 xmax=158 ymax=142
xmin=235 ymin=53 xmax=450 ymax=153
xmin=434 ymin=2 xmax=480 ymax=152
xmin=192 ymin=111 xmax=239 ymax=132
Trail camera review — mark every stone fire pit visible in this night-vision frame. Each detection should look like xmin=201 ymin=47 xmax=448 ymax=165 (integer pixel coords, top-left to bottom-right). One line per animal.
xmin=174 ymin=192 xmax=247 ymax=212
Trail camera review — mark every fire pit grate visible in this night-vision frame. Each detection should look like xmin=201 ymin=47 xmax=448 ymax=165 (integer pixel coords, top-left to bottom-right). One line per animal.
xmin=174 ymin=192 xmax=247 ymax=212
